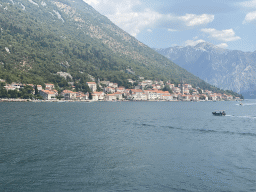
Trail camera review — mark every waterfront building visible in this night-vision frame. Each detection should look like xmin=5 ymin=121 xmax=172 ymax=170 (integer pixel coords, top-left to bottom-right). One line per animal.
xmin=86 ymin=82 xmax=97 ymax=92
xmin=39 ymin=90 xmax=56 ymax=100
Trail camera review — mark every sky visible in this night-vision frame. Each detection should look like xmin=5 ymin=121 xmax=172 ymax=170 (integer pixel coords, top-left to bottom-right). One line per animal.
xmin=83 ymin=0 xmax=256 ymax=52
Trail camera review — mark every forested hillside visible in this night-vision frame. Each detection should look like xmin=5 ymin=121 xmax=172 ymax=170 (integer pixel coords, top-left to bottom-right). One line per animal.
xmin=0 ymin=0 xmax=238 ymax=95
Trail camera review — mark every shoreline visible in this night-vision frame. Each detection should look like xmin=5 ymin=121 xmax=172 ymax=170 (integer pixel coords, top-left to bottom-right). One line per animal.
xmin=0 ymin=98 xmax=243 ymax=103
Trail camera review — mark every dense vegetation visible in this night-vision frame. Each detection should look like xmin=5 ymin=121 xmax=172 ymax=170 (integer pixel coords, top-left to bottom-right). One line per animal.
xmin=0 ymin=0 xmax=242 ymax=97
xmin=0 ymin=83 xmax=36 ymax=99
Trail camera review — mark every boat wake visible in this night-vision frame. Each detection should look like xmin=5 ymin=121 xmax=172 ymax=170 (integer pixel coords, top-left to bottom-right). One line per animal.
xmin=236 ymin=103 xmax=256 ymax=106
xmin=161 ymin=124 xmax=256 ymax=138
xmin=196 ymin=129 xmax=256 ymax=137
xmin=243 ymin=103 xmax=256 ymax=106
xmin=225 ymin=115 xmax=256 ymax=119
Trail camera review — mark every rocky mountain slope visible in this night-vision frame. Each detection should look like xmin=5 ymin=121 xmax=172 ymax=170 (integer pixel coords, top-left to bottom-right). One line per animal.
xmin=0 ymin=0 xmax=211 ymax=90
xmin=155 ymin=42 xmax=256 ymax=98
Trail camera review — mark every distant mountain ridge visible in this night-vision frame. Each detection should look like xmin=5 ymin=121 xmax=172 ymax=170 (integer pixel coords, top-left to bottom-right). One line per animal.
xmin=154 ymin=42 xmax=256 ymax=98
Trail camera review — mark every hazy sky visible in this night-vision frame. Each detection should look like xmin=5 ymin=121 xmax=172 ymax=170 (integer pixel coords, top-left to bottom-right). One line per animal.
xmin=83 ymin=0 xmax=256 ymax=52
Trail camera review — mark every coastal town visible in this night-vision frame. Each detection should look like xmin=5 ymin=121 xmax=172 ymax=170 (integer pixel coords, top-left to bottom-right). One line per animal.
xmin=0 ymin=76 xmax=241 ymax=102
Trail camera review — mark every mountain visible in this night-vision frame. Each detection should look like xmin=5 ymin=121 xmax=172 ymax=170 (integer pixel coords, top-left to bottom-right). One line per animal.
xmin=155 ymin=42 xmax=256 ymax=98
xmin=0 ymin=0 xmax=239 ymax=96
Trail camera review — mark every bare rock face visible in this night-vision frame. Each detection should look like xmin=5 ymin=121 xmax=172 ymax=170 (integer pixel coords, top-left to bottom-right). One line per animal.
xmin=155 ymin=42 xmax=256 ymax=97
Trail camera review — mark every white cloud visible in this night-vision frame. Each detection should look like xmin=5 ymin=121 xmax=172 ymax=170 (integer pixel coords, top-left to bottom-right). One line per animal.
xmin=168 ymin=29 xmax=178 ymax=32
xmin=216 ymin=43 xmax=228 ymax=48
xmin=237 ymin=0 xmax=256 ymax=24
xmin=147 ymin=29 xmax=152 ymax=32
xmin=179 ymin=14 xmax=214 ymax=27
xmin=201 ymin=28 xmax=241 ymax=42
xmin=243 ymin=11 xmax=256 ymax=23
xmin=83 ymin=0 xmax=214 ymax=37
xmin=239 ymin=0 xmax=256 ymax=8
xmin=185 ymin=39 xmax=205 ymax=46
xmin=107 ymin=8 xmax=162 ymax=36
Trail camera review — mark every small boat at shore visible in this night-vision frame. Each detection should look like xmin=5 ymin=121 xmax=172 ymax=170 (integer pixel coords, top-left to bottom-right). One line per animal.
xmin=212 ymin=111 xmax=226 ymax=116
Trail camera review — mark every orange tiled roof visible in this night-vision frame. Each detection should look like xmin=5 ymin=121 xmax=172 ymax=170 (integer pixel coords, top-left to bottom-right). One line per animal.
xmin=93 ymin=91 xmax=104 ymax=95
xmin=62 ymin=90 xmax=75 ymax=94
xmin=114 ymin=92 xmax=122 ymax=95
xmin=130 ymin=89 xmax=143 ymax=92
xmin=41 ymin=90 xmax=55 ymax=94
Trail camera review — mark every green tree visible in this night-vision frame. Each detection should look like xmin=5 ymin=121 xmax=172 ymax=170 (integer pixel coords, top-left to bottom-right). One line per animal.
xmin=0 ymin=84 xmax=8 ymax=98
xmin=89 ymin=92 xmax=92 ymax=100
xmin=35 ymin=85 xmax=38 ymax=95
xmin=162 ymin=85 xmax=173 ymax=94
xmin=8 ymin=90 xmax=18 ymax=98
xmin=199 ymin=95 xmax=206 ymax=100
xmin=96 ymin=84 xmax=102 ymax=92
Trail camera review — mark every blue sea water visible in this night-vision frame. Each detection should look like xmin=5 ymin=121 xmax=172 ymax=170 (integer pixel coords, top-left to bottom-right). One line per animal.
xmin=0 ymin=100 xmax=256 ymax=191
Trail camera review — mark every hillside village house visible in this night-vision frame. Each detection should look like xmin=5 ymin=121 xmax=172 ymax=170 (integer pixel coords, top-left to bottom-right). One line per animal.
xmin=4 ymin=82 xmax=22 ymax=91
xmin=105 ymin=94 xmax=117 ymax=101
xmin=116 ymin=86 xmax=125 ymax=93
xmin=146 ymin=90 xmax=171 ymax=100
xmin=172 ymin=87 xmax=181 ymax=94
xmin=4 ymin=85 xmax=17 ymax=91
xmin=113 ymin=92 xmax=123 ymax=100
xmin=86 ymin=82 xmax=97 ymax=92
xmin=39 ymin=90 xmax=57 ymax=100
xmin=166 ymin=83 xmax=175 ymax=89
xmin=129 ymin=89 xmax=147 ymax=100
xmin=37 ymin=85 xmax=42 ymax=91
xmin=104 ymin=86 xmax=115 ymax=93
xmin=76 ymin=91 xmax=88 ymax=100
xmin=127 ymin=79 xmax=135 ymax=85
xmin=152 ymin=84 xmax=162 ymax=89
xmin=179 ymin=94 xmax=190 ymax=101
xmin=61 ymin=90 xmax=76 ymax=100
xmin=190 ymin=95 xmax=200 ymax=101
xmin=45 ymin=83 xmax=55 ymax=90
xmin=112 ymin=83 xmax=118 ymax=88
xmin=162 ymin=94 xmax=173 ymax=101
xmin=91 ymin=92 xmax=104 ymax=101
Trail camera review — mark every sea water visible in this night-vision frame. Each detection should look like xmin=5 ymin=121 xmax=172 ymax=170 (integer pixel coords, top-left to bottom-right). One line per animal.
xmin=0 ymin=100 xmax=256 ymax=191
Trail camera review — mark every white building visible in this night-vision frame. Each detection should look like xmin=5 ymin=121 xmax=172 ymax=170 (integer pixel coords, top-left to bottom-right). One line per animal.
xmin=129 ymin=89 xmax=147 ymax=100
xmin=39 ymin=90 xmax=56 ymax=100
xmin=61 ymin=90 xmax=76 ymax=100
xmin=92 ymin=92 xmax=105 ymax=101
xmin=86 ymin=82 xmax=97 ymax=92
xmin=45 ymin=83 xmax=55 ymax=90
xmin=105 ymin=94 xmax=117 ymax=101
